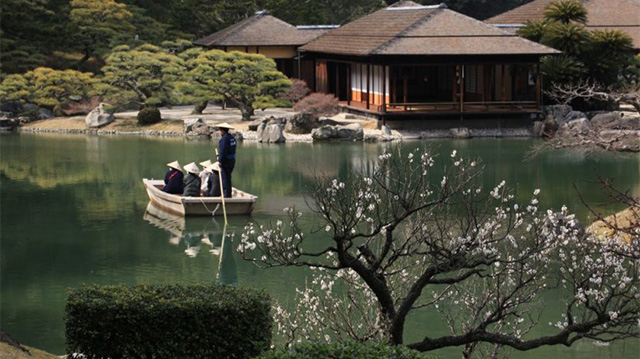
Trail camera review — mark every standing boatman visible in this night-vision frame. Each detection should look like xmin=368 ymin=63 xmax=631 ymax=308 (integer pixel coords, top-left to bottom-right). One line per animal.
xmin=214 ymin=122 xmax=236 ymax=198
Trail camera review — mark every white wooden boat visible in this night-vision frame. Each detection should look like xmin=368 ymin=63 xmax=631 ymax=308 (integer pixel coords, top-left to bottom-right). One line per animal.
xmin=143 ymin=178 xmax=257 ymax=217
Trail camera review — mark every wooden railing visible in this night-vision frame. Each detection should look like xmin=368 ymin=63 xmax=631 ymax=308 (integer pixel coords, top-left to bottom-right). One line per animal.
xmin=386 ymin=101 xmax=538 ymax=113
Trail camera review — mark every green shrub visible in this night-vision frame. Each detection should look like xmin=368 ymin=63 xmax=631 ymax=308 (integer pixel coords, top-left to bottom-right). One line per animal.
xmin=137 ymin=106 xmax=161 ymax=125
xmin=256 ymin=342 xmax=437 ymax=359
xmin=65 ymin=284 xmax=272 ymax=359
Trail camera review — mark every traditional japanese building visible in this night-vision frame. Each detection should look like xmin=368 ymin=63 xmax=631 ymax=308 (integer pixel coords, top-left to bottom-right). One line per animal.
xmin=486 ymin=0 xmax=640 ymax=52
xmin=193 ymin=11 xmax=336 ymax=85
xmin=299 ymin=1 xmax=559 ymax=121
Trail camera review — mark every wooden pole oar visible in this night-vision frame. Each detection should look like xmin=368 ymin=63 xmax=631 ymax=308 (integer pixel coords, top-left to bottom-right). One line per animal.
xmin=215 ymin=149 xmax=228 ymax=225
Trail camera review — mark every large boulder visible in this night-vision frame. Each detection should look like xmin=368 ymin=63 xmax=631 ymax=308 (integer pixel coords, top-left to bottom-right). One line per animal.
xmin=85 ymin=103 xmax=114 ymax=128
xmin=542 ymin=115 xmax=559 ymax=138
xmin=532 ymin=121 xmax=544 ymax=137
xmin=248 ymin=118 xmax=265 ymax=131
xmin=619 ymin=116 xmax=640 ymax=130
xmin=258 ymin=123 xmax=286 ymax=143
xmin=0 ymin=101 xmax=23 ymax=117
xmin=312 ymin=124 xmax=363 ymax=141
xmin=336 ymin=123 xmax=364 ymax=140
xmin=185 ymin=119 xmax=214 ymax=139
xmin=543 ymin=105 xmax=572 ymax=124
xmin=184 ymin=118 xmax=204 ymax=132
xmin=311 ymin=125 xmax=338 ymax=141
xmin=317 ymin=117 xmax=341 ymax=126
xmin=284 ymin=112 xmax=315 ymax=134
xmin=562 ymin=110 xmax=587 ymax=125
xmin=590 ymin=112 xmax=621 ymax=128
xmin=560 ymin=118 xmax=591 ymax=135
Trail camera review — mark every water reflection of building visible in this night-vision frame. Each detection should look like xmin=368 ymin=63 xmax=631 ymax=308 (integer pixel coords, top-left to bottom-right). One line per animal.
xmin=143 ymin=203 xmax=237 ymax=286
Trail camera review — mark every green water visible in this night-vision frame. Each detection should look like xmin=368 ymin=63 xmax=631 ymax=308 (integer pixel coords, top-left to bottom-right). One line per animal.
xmin=1 ymin=132 xmax=638 ymax=358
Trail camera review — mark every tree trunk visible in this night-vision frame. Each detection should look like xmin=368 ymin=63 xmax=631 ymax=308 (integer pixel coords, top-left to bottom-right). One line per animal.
xmin=75 ymin=52 xmax=91 ymax=71
xmin=235 ymin=102 xmax=254 ymax=121
xmin=192 ymin=100 xmax=208 ymax=114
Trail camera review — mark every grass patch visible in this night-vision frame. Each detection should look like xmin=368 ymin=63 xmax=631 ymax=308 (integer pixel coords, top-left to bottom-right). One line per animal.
xmin=0 ymin=342 xmax=60 ymax=359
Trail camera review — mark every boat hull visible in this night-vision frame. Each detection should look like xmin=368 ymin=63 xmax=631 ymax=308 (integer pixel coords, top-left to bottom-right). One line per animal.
xmin=143 ymin=178 xmax=257 ymax=216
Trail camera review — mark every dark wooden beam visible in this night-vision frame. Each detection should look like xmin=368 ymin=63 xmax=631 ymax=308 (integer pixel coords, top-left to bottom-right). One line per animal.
xmin=347 ymin=64 xmax=351 ymax=105
xmin=501 ymin=65 xmax=506 ymax=102
xmin=367 ymin=64 xmax=370 ymax=110
xmin=459 ymin=65 xmax=464 ymax=113
xmin=382 ymin=65 xmax=387 ymax=113
xmin=536 ymin=63 xmax=541 ymax=110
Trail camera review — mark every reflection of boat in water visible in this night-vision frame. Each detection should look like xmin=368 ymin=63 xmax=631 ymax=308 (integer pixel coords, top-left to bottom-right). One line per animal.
xmin=143 ymin=202 xmax=186 ymax=238
xmin=143 ymin=202 xmax=237 ymax=286
xmin=143 ymin=179 xmax=257 ymax=216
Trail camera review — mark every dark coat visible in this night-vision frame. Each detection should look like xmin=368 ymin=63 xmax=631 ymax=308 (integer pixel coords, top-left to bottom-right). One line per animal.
xmin=183 ymin=173 xmax=201 ymax=197
xmin=217 ymin=132 xmax=236 ymax=166
xmin=163 ymin=168 xmax=184 ymax=194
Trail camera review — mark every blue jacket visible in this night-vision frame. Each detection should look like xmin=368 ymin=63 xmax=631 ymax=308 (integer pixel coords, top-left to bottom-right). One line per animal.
xmin=163 ymin=168 xmax=184 ymax=194
xmin=218 ymin=132 xmax=236 ymax=165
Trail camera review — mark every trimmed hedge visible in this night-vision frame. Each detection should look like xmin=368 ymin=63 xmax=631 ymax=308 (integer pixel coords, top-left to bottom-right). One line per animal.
xmin=137 ymin=106 xmax=161 ymax=125
xmin=256 ymin=342 xmax=437 ymax=359
xmin=65 ymin=284 xmax=272 ymax=359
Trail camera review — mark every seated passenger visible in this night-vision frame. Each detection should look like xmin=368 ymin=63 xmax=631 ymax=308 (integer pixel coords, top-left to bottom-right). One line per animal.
xmin=163 ymin=160 xmax=184 ymax=194
xmin=205 ymin=162 xmax=222 ymax=197
xmin=183 ymin=162 xmax=201 ymax=197
xmin=198 ymin=159 xmax=213 ymax=194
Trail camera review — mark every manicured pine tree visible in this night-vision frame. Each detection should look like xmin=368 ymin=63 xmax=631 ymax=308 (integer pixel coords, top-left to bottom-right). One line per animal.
xmin=178 ymin=50 xmax=291 ymax=121
xmin=0 ymin=67 xmax=96 ymax=113
xmin=96 ymin=44 xmax=183 ymax=109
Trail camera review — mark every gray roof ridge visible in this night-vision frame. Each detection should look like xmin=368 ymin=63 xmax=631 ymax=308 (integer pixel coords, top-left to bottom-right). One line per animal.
xmin=372 ymin=8 xmax=442 ymax=54
xmin=442 ymin=8 xmax=517 ymax=36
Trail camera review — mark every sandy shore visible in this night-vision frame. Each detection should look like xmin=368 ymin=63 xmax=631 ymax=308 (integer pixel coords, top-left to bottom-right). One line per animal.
xmin=17 ymin=105 xmax=388 ymax=142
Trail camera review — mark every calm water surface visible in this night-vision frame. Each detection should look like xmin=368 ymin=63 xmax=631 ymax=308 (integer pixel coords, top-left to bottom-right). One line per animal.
xmin=1 ymin=132 xmax=639 ymax=358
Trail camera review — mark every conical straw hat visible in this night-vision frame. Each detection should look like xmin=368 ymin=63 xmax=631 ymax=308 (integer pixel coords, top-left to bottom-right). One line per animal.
xmin=184 ymin=162 xmax=200 ymax=174
xmin=167 ymin=160 xmax=181 ymax=171
xmin=206 ymin=162 xmax=221 ymax=172
xmin=199 ymin=159 xmax=213 ymax=168
xmin=214 ymin=122 xmax=234 ymax=129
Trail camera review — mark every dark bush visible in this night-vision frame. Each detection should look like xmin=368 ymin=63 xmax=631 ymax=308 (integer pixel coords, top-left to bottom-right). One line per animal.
xmin=256 ymin=342 xmax=437 ymax=359
xmin=137 ymin=106 xmax=161 ymax=125
xmin=280 ymin=79 xmax=311 ymax=103
xmin=66 ymin=284 xmax=272 ymax=359
xmin=293 ymin=93 xmax=339 ymax=120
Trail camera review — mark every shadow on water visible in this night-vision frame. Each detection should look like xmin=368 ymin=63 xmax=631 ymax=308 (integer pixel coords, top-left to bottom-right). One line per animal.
xmin=143 ymin=202 xmax=238 ymax=287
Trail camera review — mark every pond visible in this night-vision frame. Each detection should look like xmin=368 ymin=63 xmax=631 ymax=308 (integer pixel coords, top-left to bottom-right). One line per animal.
xmin=1 ymin=132 xmax=638 ymax=358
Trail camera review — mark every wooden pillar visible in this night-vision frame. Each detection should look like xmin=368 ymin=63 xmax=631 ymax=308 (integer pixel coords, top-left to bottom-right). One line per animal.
xmin=536 ymin=63 xmax=541 ymax=109
xmin=360 ymin=64 xmax=363 ymax=103
xmin=403 ymin=76 xmax=408 ymax=104
xmin=382 ymin=65 xmax=387 ymax=113
xmin=452 ymin=66 xmax=458 ymax=103
xmin=347 ymin=64 xmax=351 ymax=105
xmin=391 ymin=66 xmax=397 ymax=105
xmin=313 ymin=59 xmax=317 ymax=92
xmin=366 ymin=64 xmax=370 ymax=110
xmin=459 ymin=65 xmax=464 ymax=113
xmin=501 ymin=65 xmax=506 ymax=102
xmin=335 ymin=63 xmax=340 ymax=100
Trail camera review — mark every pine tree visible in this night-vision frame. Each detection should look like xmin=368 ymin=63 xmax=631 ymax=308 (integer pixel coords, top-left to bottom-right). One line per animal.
xmin=97 ymin=44 xmax=183 ymax=108
xmin=178 ymin=50 xmax=291 ymax=121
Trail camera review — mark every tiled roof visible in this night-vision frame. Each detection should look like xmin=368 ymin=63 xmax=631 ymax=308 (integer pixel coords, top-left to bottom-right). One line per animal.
xmin=194 ymin=13 xmax=330 ymax=47
xmin=300 ymin=2 xmax=559 ymax=56
xmin=486 ymin=0 xmax=640 ymax=49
